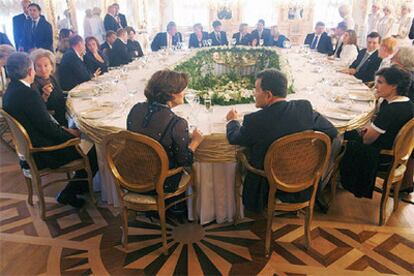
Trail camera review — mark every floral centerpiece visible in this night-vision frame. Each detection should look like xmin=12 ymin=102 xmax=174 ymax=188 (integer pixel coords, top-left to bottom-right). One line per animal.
xmin=174 ymin=46 xmax=294 ymax=105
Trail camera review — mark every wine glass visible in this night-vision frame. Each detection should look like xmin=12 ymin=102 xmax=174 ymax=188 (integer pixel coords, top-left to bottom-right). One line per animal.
xmin=207 ymin=39 xmax=212 ymax=47
xmin=231 ymin=38 xmax=237 ymax=46
xmin=283 ymin=40 xmax=292 ymax=49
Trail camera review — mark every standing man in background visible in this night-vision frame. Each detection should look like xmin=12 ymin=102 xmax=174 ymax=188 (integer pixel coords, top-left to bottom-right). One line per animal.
xmin=13 ymin=0 xmax=31 ymax=49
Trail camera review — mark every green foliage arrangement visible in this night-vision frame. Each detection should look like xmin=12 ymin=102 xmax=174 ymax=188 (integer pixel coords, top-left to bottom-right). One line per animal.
xmin=174 ymin=47 xmax=290 ymax=105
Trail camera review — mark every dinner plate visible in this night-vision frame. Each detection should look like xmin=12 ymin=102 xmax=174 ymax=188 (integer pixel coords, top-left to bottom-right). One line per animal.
xmin=323 ymin=107 xmax=356 ymax=121
xmin=80 ymin=107 xmax=114 ymax=119
xmin=348 ymin=92 xmax=375 ymax=101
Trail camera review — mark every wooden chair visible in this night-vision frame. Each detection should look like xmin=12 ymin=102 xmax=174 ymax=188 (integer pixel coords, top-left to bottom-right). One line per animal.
xmin=330 ymin=118 xmax=414 ymax=226
xmin=235 ymin=131 xmax=331 ymax=257
xmin=0 ymin=109 xmax=94 ymax=220
xmin=104 ymin=131 xmax=197 ymax=254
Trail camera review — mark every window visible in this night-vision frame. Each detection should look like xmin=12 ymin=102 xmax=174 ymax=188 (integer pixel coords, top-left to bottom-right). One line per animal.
xmin=241 ymin=0 xmax=278 ymax=27
xmin=173 ymin=0 xmax=210 ymax=28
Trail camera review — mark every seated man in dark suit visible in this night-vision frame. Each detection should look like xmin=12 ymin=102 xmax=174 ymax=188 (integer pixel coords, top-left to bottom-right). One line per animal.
xmin=110 ymin=28 xmax=132 ymax=66
xmin=304 ymin=21 xmax=333 ymax=54
xmin=103 ymin=4 xmax=121 ymax=32
xmin=232 ymin=23 xmax=253 ymax=46
xmin=13 ymin=0 xmax=31 ymax=50
xmin=100 ymin=30 xmax=117 ymax=58
xmin=251 ymin=19 xmax=272 ymax=46
xmin=345 ymin=32 xmax=382 ymax=83
xmin=226 ymin=69 xmax=338 ymax=212
xmin=188 ymin=23 xmax=209 ymax=48
xmin=21 ymin=3 xmax=53 ymax=52
xmin=209 ymin=20 xmax=228 ymax=46
xmin=0 ymin=32 xmax=12 ymax=46
xmin=151 ymin=21 xmax=183 ymax=52
xmin=330 ymin=22 xmax=348 ymax=58
xmin=112 ymin=3 xmax=127 ymax=28
xmin=59 ymin=35 xmax=96 ymax=91
xmin=3 ymin=52 xmax=98 ymax=208
xmin=409 ymin=18 xmax=414 ymax=44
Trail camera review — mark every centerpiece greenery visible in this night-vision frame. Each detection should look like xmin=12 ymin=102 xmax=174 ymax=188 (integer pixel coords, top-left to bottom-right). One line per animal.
xmin=174 ymin=47 xmax=293 ymax=105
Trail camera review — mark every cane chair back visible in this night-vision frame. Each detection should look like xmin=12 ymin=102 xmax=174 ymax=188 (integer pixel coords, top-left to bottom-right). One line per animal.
xmin=263 ymin=131 xmax=331 ymax=257
xmin=0 ymin=109 xmax=33 ymax=162
xmin=105 ymin=132 xmax=169 ymax=195
xmin=378 ymin=118 xmax=414 ymax=225
xmin=104 ymin=130 xmax=196 ymax=254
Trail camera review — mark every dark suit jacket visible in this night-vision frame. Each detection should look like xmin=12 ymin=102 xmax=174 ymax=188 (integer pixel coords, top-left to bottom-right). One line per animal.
xmin=59 ymin=48 xmax=92 ymax=91
xmin=151 ymin=32 xmax=183 ymax=52
xmin=251 ymin=28 xmax=272 ymax=46
xmin=304 ymin=32 xmax=333 ymax=54
xmin=188 ymin=32 xmax=209 ymax=48
xmin=21 ymin=16 xmax=53 ymax=52
xmin=84 ymin=50 xmax=109 ymax=74
xmin=209 ymin=31 xmax=228 ymax=46
xmin=110 ymin=39 xmax=131 ymax=66
xmin=2 ymin=80 xmax=79 ymax=169
xmin=117 ymin=13 xmax=127 ymax=28
xmin=12 ymin=13 xmax=29 ymax=49
xmin=333 ymin=40 xmax=344 ymax=57
xmin=232 ymin=32 xmax=253 ymax=46
xmin=127 ymin=40 xmax=144 ymax=58
xmin=104 ymin=14 xmax=121 ymax=32
xmin=0 ymin=32 xmax=12 ymax=46
xmin=350 ymin=49 xmax=382 ymax=83
xmin=409 ymin=18 xmax=414 ymax=41
xmin=226 ymin=100 xmax=338 ymax=212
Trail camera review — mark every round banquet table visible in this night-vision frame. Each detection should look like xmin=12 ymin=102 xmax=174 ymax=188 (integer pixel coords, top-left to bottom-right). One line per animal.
xmin=66 ymin=47 xmax=375 ymax=225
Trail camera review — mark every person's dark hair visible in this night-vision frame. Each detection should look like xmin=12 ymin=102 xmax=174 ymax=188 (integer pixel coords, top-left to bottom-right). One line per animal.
xmin=315 ymin=21 xmax=325 ymax=27
xmin=258 ymin=19 xmax=265 ymax=25
xmin=376 ymin=66 xmax=412 ymax=96
xmin=69 ymin=35 xmax=83 ymax=47
xmin=106 ymin=30 xmax=116 ymax=38
xmin=5 ymin=52 xmax=33 ymax=80
xmin=167 ymin=21 xmax=177 ymax=32
xmin=212 ymin=20 xmax=222 ymax=28
xmin=85 ymin=36 xmax=100 ymax=51
xmin=125 ymin=26 xmax=136 ymax=35
xmin=144 ymin=70 xmax=189 ymax=104
xmin=337 ymin=21 xmax=348 ymax=31
xmin=367 ymin=31 xmax=381 ymax=42
xmin=59 ymin=28 xmax=73 ymax=40
xmin=256 ymin=69 xmax=287 ymax=97
xmin=28 ymin=3 xmax=41 ymax=11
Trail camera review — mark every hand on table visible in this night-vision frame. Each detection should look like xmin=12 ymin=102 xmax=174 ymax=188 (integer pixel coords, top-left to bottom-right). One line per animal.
xmin=64 ymin=127 xmax=81 ymax=138
xmin=226 ymin=109 xmax=239 ymax=122
xmin=189 ymin=128 xmax=204 ymax=152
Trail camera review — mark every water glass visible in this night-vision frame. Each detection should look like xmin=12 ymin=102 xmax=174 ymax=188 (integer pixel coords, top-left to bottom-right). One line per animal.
xmin=259 ymin=39 xmax=264 ymax=46
xmin=205 ymin=97 xmax=212 ymax=112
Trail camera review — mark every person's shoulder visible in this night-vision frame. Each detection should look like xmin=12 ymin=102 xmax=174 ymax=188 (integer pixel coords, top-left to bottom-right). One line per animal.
xmin=288 ymin=99 xmax=313 ymax=110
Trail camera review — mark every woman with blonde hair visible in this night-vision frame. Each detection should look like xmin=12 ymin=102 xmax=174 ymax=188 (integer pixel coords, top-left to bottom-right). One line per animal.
xmin=30 ymin=49 xmax=67 ymax=126
xmin=378 ymin=37 xmax=398 ymax=69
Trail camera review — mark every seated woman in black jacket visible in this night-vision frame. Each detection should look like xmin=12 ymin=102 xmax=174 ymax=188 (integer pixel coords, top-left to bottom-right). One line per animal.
xmin=84 ymin=36 xmax=109 ymax=74
xmin=127 ymin=70 xmax=204 ymax=194
xmin=189 ymin=23 xmax=209 ymax=48
xmin=30 ymin=49 xmax=67 ymax=126
xmin=125 ymin=26 xmax=144 ymax=59
xmin=340 ymin=66 xmax=414 ymax=198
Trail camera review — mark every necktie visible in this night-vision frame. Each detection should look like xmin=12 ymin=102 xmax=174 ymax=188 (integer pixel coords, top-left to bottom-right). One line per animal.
xmin=356 ymin=52 xmax=370 ymax=72
xmin=310 ymin=35 xmax=318 ymax=49
xmin=32 ymin=20 xmax=37 ymax=32
xmin=216 ymin=32 xmax=220 ymax=42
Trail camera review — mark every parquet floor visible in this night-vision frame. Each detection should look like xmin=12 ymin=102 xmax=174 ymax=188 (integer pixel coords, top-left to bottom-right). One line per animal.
xmin=1 ymin=142 xmax=413 ymax=275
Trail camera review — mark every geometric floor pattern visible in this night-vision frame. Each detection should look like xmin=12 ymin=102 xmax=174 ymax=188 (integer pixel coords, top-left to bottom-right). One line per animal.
xmin=1 ymin=192 xmax=414 ymax=275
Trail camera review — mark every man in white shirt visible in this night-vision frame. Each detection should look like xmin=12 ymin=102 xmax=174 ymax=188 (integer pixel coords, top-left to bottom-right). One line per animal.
xmin=304 ymin=22 xmax=333 ymax=54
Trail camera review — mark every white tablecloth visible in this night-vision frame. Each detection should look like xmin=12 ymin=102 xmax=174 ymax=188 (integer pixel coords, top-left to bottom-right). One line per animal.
xmin=67 ymin=47 xmax=374 ymax=224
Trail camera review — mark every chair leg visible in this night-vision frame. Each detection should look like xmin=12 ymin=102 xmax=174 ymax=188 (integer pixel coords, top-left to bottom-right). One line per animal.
xmin=66 ymin=172 xmax=72 ymax=179
xmin=393 ymin=181 xmax=402 ymax=211
xmin=264 ymin=205 xmax=274 ymax=258
xmin=192 ymin=181 xmax=198 ymax=223
xmin=379 ymin=179 xmax=392 ymax=226
xmin=33 ymin=176 xmax=46 ymax=220
xmin=329 ymin=172 xmax=338 ymax=206
xmin=234 ymin=167 xmax=242 ymax=225
xmin=304 ymin=206 xmax=314 ymax=249
xmin=85 ymin=165 xmax=95 ymax=204
xmin=24 ymin=177 xmax=33 ymax=206
xmin=121 ymin=207 xmax=129 ymax=249
xmin=158 ymin=208 xmax=168 ymax=256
